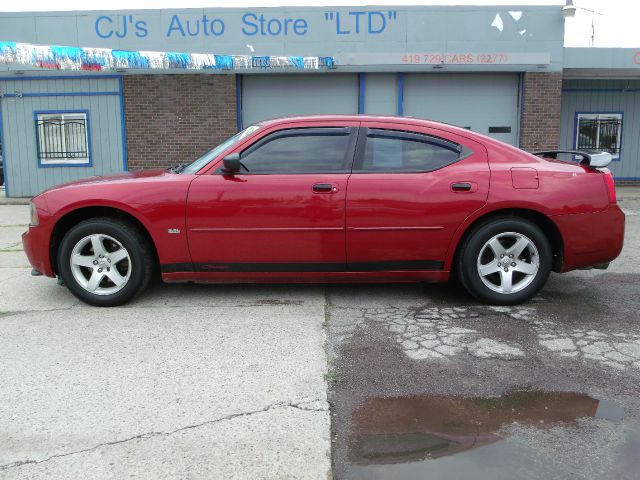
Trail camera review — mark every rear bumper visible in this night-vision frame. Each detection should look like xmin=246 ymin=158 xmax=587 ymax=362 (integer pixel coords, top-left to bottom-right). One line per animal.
xmin=553 ymin=204 xmax=625 ymax=272
xmin=22 ymin=225 xmax=55 ymax=278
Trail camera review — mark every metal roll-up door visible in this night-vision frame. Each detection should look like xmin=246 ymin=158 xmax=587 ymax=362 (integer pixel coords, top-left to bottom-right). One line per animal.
xmin=241 ymin=74 xmax=359 ymax=127
xmin=403 ymin=73 xmax=520 ymax=146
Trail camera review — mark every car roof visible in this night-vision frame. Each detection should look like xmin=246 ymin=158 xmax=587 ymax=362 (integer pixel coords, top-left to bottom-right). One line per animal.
xmin=257 ymin=114 xmax=465 ymax=131
xmin=255 ymin=114 xmax=526 ymax=157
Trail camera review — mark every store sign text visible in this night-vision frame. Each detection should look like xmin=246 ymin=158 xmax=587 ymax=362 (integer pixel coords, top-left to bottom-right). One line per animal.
xmin=402 ymin=53 xmax=510 ymax=65
xmin=94 ymin=10 xmax=398 ymax=39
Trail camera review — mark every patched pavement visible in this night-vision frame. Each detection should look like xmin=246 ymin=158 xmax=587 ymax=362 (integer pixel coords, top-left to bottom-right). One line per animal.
xmin=326 ymin=199 xmax=640 ymax=480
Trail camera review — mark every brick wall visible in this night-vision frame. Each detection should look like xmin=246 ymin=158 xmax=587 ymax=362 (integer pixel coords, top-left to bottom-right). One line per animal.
xmin=519 ymin=72 xmax=563 ymax=152
xmin=123 ymin=74 xmax=237 ymax=171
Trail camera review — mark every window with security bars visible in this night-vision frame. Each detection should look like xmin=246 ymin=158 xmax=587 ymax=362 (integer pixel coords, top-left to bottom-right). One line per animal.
xmin=35 ymin=112 xmax=90 ymax=166
xmin=576 ymin=113 xmax=622 ymax=159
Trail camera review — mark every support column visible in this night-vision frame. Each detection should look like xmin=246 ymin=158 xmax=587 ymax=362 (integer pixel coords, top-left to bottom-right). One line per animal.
xmin=519 ymin=72 xmax=563 ymax=152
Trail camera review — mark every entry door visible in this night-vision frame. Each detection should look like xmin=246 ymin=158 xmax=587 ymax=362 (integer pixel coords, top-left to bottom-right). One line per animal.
xmin=345 ymin=123 xmax=489 ymax=270
xmin=186 ymin=125 xmax=357 ymax=271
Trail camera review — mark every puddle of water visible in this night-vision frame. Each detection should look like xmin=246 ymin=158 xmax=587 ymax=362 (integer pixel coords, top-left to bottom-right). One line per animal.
xmin=346 ymin=391 xmax=631 ymax=479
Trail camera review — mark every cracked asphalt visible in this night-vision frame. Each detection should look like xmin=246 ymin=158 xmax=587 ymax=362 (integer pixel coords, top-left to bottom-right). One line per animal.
xmin=1 ymin=195 xmax=639 ymax=479
xmin=326 ymin=198 xmax=640 ymax=480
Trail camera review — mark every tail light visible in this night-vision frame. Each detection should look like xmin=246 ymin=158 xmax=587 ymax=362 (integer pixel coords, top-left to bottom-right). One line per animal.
xmin=603 ymin=170 xmax=617 ymax=204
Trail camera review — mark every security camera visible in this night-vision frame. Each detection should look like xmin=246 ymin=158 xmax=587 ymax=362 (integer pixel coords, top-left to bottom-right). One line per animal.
xmin=562 ymin=0 xmax=577 ymax=18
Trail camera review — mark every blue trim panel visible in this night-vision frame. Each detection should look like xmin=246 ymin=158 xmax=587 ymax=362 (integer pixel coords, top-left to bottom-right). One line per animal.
xmin=358 ymin=73 xmax=365 ymax=114
xmin=563 ymin=88 xmax=640 ymax=92
xmin=118 ymin=76 xmax=127 ymax=171
xmin=615 ymin=177 xmax=640 ymax=180
xmin=573 ymin=111 xmax=624 ymax=162
xmin=0 ymin=74 xmax=122 ymax=81
xmin=34 ymin=109 xmax=93 ymax=168
xmin=2 ymin=92 xmax=119 ymax=98
xmin=0 ymin=96 xmax=9 ymax=197
xmin=516 ymin=72 xmax=523 ymax=148
xmin=236 ymin=74 xmax=242 ymax=131
xmin=397 ymin=73 xmax=404 ymax=116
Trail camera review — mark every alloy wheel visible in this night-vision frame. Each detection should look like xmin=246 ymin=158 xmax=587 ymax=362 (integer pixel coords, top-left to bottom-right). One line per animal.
xmin=69 ymin=234 xmax=132 ymax=296
xmin=476 ymin=231 xmax=540 ymax=294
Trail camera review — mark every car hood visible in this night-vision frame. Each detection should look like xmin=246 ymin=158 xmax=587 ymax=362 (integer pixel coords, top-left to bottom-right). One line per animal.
xmin=42 ymin=169 xmax=171 ymax=192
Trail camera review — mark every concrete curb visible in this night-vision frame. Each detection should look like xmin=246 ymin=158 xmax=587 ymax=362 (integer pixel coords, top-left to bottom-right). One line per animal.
xmin=616 ymin=187 xmax=640 ymax=201
xmin=0 ymin=188 xmax=29 ymax=205
xmin=0 ymin=198 xmax=30 ymax=205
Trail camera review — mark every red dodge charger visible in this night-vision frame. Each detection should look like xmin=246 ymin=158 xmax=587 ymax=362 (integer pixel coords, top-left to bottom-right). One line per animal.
xmin=22 ymin=115 xmax=625 ymax=307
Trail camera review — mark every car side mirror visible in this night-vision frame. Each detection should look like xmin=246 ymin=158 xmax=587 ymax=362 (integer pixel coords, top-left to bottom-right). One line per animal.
xmin=222 ymin=153 xmax=241 ymax=174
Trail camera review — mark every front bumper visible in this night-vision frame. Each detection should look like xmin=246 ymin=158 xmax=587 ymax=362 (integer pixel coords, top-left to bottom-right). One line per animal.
xmin=22 ymin=225 xmax=55 ymax=278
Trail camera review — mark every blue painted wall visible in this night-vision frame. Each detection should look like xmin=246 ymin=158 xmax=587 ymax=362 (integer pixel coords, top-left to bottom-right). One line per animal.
xmin=560 ymin=79 xmax=640 ymax=180
xmin=0 ymin=76 xmax=126 ymax=197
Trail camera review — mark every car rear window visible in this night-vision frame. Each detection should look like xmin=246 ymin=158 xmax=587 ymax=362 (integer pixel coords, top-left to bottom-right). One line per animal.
xmin=356 ymin=129 xmax=470 ymax=173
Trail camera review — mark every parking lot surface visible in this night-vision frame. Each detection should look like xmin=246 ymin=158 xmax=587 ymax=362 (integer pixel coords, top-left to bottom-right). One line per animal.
xmin=0 ymin=206 xmax=330 ymax=480
xmin=1 ymin=198 xmax=639 ymax=479
xmin=326 ymin=197 xmax=640 ymax=480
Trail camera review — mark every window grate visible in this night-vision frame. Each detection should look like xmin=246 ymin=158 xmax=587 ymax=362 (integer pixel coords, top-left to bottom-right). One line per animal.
xmin=36 ymin=115 xmax=89 ymax=161
xmin=576 ymin=116 xmax=621 ymax=155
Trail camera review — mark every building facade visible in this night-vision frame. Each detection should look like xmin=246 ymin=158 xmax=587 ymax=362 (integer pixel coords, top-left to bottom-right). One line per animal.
xmin=0 ymin=5 xmax=638 ymax=197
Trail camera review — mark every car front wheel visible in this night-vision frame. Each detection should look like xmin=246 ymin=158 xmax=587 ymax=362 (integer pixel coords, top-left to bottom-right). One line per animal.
xmin=57 ymin=217 xmax=153 ymax=307
xmin=457 ymin=217 xmax=552 ymax=305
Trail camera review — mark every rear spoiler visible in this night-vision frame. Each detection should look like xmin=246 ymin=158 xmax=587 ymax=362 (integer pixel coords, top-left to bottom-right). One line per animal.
xmin=533 ymin=150 xmax=613 ymax=168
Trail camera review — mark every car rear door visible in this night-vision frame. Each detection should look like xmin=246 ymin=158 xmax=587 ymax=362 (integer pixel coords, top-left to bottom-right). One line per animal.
xmin=345 ymin=122 xmax=489 ymax=271
xmin=185 ymin=122 xmax=358 ymax=272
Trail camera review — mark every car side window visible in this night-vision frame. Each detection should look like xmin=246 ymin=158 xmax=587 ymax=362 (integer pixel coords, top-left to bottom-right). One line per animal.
xmin=238 ymin=128 xmax=352 ymax=174
xmin=356 ymin=129 xmax=470 ymax=173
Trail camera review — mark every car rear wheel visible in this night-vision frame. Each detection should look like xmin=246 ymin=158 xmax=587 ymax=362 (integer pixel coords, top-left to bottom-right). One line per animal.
xmin=58 ymin=217 xmax=153 ymax=307
xmin=456 ymin=217 xmax=552 ymax=305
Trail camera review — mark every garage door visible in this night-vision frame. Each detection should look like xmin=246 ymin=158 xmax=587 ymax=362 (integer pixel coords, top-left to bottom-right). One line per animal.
xmin=403 ymin=73 xmax=520 ymax=146
xmin=241 ymin=74 xmax=359 ymax=127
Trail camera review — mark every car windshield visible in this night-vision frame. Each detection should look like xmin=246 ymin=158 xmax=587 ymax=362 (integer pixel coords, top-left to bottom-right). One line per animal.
xmin=180 ymin=124 xmax=261 ymax=174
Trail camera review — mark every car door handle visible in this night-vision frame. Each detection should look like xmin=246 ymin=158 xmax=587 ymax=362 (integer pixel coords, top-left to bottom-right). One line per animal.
xmin=312 ymin=183 xmax=338 ymax=194
xmin=451 ymin=182 xmax=473 ymax=192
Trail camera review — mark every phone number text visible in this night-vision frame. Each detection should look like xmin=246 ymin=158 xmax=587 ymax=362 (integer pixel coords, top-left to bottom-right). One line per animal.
xmin=401 ymin=53 xmax=509 ymax=65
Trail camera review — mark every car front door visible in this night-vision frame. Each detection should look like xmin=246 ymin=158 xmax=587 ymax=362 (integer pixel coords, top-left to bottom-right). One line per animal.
xmin=345 ymin=122 xmax=489 ymax=272
xmin=185 ymin=122 xmax=357 ymax=273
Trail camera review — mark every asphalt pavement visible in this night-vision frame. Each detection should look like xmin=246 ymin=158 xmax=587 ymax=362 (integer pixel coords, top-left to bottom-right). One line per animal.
xmin=0 ymin=196 xmax=639 ymax=479
xmin=326 ymin=197 xmax=640 ymax=480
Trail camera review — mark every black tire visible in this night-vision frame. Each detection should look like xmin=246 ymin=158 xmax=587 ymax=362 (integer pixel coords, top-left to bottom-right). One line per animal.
xmin=57 ymin=217 xmax=154 ymax=307
xmin=0 ymin=170 xmax=4 ymax=187
xmin=456 ymin=217 xmax=552 ymax=305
